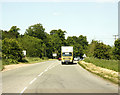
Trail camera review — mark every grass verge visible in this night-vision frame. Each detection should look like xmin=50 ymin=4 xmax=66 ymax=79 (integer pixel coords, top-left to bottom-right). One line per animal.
xmin=78 ymin=60 xmax=119 ymax=84
xmin=1 ymin=57 xmax=56 ymax=71
xmin=84 ymin=57 xmax=118 ymax=72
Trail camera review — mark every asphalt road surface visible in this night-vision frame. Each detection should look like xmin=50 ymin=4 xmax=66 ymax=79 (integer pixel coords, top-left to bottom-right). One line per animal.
xmin=2 ymin=60 xmax=118 ymax=94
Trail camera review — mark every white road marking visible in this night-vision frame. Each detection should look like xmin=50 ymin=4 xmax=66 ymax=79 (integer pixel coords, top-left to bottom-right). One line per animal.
xmin=38 ymin=72 xmax=43 ymax=77
xmin=20 ymin=86 xmax=27 ymax=95
xmin=49 ymin=64 xmax=59 ymax=70
xmin=46 ymin=63 xmax=54 ymax=70
xmin=20 ymin=61 xmax=59 ymax=94
xmin=29 ymin=77 xmax=37 ymax=84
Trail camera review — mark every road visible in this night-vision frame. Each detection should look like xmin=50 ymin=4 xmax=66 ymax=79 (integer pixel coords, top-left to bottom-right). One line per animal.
xmin=2 ymin=60 xmax=118 ymax=94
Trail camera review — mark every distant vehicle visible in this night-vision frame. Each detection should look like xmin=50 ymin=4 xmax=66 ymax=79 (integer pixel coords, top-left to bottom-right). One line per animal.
xmin=58 ymin=57 xmax=61 ymax=61
xmin=74 ymin=57 xmax=80 ymax=61
xmin=61 ymin=46 xmax=73 ymax=64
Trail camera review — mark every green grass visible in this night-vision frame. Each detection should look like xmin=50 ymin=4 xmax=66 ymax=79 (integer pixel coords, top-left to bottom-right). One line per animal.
xmin=0 ymin=59 xmax=4 ymax=71
xmin=84 ymin=57 xmax=119 ymax=72
xmin=22 ymin=57 xmax=44 ymax=64
xmin=1 ymin=57 xmax=51 ymax=71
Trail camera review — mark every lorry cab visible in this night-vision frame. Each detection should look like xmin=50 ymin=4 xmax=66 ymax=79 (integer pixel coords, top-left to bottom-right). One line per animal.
xmin=61 ymin=46 xmax=73 ymax=64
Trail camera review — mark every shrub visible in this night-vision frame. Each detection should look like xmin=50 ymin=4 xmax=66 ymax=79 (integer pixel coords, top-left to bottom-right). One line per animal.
xmin=2 ymin=38 xmax=23 ymax=61
xmin=42 ymin=57 xmax=48 ymax=60
xmin=3 ymin=59 xmax=18 ymax=65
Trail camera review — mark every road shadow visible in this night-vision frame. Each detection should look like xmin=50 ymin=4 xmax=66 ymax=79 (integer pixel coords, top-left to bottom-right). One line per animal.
xmin=61 ymin=62 xmax=77 ymax=65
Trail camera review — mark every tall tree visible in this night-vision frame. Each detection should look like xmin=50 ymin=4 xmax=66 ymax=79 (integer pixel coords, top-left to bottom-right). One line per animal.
xmin=66 ymin=35 xmax=88 ymax=58
xmin=50 ymin=29 xmax=67 ymax=57
xmin=2 ymin=26 xmax=20 ymax=39
xmin=113 ymin=39 xmax=120 ymax=60
xmin=25 ymin=23 xmax=46 ymax=40
xmin=18 ymin=35 xmax=45 ymax=58
xmin=2 ymin=38 xmax=23 ymax=61
xmin=93 ymin=41 xmax=111 ymax=59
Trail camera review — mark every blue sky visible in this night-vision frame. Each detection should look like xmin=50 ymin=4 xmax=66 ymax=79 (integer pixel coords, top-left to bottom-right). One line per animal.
xmin=1 ymin=0 xmax=118 ymax=46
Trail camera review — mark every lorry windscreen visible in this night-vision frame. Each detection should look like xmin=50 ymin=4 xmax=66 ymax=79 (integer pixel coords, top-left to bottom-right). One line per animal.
xmin=62 ymin=52 xmax=72 ymax=56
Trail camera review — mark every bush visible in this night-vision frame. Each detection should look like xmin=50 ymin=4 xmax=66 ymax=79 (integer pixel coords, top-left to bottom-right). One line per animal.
xmin=42 ymin=57 xmax=48 ymax=60
xmin=3 ymin=59 xmax=18 ymax=65
xmin=2 ymin=38 xmax=23 ymax=61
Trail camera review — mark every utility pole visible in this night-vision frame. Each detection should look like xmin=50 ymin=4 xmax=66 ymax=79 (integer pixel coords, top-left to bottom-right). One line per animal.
xmin=113 ymin=35 xmax=118 ymax=40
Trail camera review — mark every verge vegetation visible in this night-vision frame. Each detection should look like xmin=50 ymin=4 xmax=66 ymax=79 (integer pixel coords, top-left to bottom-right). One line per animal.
xmin=84 ymin=57 xmax=118 ymax=72
xmin=2 ymin=57 xmax=53 ymax=71
xmin=78 ymin=58 xmax=119 ymax=84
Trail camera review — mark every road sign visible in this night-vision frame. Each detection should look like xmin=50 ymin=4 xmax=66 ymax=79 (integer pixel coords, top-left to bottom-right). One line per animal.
xmin=53 ymin=53 xmax=57 ymax=57
xmin=23 ymin=50 xmax=26 ymax=56
xmin=83 ymin=54 xmax=86 ymax=58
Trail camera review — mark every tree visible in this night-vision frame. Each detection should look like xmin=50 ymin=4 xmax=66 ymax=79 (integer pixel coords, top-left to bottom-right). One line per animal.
xmin=2 ymin=26 xmax=20 ymax=39
xmin=93 ymin=41 xmax=111 ymax=59
xmin=113 ymin=39 xmax=120 ymax=60
xmin=18 ymin=35 xmax=45 ymax=58
xmin=66 ymin=35 xmax=88 ymax=58
xmin=2 ymin=38 xmax=23 ymax=61
xmin=50 ymin=29 xmax=67 ymax=57
xmin=25 ymin=23 xmax=46 ymax=40
xmin=87 ymin=40 xmax=98 ymax=57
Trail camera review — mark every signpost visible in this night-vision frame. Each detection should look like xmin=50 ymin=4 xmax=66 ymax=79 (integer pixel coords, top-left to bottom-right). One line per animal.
xmin=52 ymin=53 xmax=57 ymax=59
xmin=22 ymin=50 xmax=26 ymax=57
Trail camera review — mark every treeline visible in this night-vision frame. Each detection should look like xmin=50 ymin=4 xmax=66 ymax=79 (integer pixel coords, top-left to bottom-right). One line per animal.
xmin=0 ymin=23 xmax=120 ymax=65
xmin=87 ymin=39 xmax=120 ymax=60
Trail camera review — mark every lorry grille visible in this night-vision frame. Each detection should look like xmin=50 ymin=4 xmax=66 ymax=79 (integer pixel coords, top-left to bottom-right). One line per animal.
xmin=63 ymin=58 xmax=71 ymax=60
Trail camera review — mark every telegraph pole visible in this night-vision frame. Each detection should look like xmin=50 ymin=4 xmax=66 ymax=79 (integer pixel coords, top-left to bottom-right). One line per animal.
xmin=113 ymin=35 xmax=118 ymax=40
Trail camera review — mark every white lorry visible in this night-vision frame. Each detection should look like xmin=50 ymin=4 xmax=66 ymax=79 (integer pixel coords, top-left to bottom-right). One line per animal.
xmin=61 ymin=46 xmax=73 ymax=64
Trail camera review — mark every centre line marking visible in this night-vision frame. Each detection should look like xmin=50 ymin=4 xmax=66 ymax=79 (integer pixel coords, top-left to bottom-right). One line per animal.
xmin=20 ymin=86 xmax=27 ymax=95
xmin=38 ymin=72 xmax=43 ymax=77
xmin=29 ymin=77 xmax=37 ymax=84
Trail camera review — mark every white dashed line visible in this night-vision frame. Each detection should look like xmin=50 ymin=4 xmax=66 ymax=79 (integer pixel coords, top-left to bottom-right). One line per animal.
xmin=29 ymin=77 xmax=37 ymax=85
xmin=20 ymin=86 xmax=27 ymax=95
xmin=20 ymin=62 xmax=59 ymax=94
xmin=38 ymin=72 xmax=43 ymax=77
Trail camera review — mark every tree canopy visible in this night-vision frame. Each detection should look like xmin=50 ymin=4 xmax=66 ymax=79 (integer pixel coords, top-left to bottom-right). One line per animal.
xmin=25 ymin=23 xmax=46 ymax=40
xmin=1 ymin=23 xmax=119 ymax=65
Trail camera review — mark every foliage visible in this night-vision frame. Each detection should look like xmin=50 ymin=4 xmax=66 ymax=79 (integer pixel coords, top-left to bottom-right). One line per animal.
xmin=2 ymin=59 xmax=18 ymax=65
xmin=2 ymin=26 xmax=20 ymax=39
xmin=18 ymin=35 xmax=45 ymax=58
xmin=2 ymin=38 xmax=23 ymax=61
xmin=25 ymin=23 xmax=46 ymax=40
xmin=1 ymin=23 xmax=119 ymax=67
xmin=0 ymin=40 xmax=1 ymax=58
xmin=84 ymin=57 xmax=118 ymax=72
xmin=87 ymin=40 xmax=97 ymax=57
xmin=113 ymin=39 xmax=120 ymax=60
xmin=66 ymin=35 xmax=88 ymax=58
xmin=24 ymin=57 xmax=44 ymax=64
xmin=93 ymin=41 xmax=111 ymax=59
xmin=42 ymin=57 xmax=48 ymax=60
xmin=50 ymin=29 xmax=67 ymax=57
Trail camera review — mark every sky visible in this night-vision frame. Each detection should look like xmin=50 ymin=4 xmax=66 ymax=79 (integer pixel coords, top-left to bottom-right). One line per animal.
xmin=0 ymin=0 xmax=118 ymax=46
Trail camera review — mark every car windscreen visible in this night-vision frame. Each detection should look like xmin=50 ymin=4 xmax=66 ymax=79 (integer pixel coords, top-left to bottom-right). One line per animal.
xmin=62 ymin=52 xmax=72 ymax=56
